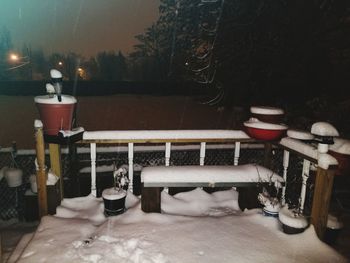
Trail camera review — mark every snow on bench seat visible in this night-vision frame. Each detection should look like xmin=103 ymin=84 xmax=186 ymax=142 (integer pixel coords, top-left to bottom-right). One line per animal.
xmin=141 ymin=164 xmax=283 ymax=188
xmin=141 ymin=164 xmax=283 ymax=213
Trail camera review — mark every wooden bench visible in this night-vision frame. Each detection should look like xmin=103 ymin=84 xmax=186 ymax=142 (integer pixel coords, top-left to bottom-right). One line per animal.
xmin=141 ymin=164 xmax=284 ymax=213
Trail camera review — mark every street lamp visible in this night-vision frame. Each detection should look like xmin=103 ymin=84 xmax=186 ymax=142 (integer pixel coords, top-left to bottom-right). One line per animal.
xmin=7 ymin=52 xmax=30 ymax=70
xmin=10 ymin=53 xmax=19 ymax=61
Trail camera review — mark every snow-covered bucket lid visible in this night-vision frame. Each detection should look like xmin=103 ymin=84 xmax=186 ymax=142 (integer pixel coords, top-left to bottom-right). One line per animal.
xmin=244 ymin=118 xmax=288 ymax=130
xmin=311 ymin=122 xmax=339 ymax=137
xmin=102 ymin=188 xmax=127 ymax=200
xmin=287 ymin=129 xmax=314 ymax=141
xmin=34 ymin=94 xmax=77 ymax=104
xmin=250 ymin=106 xmax=284 ymax=115
xmin=278 ymin=206 xmax=308 ymax=229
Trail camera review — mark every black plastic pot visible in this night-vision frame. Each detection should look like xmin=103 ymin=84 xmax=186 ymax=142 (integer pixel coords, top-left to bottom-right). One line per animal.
xmin=102 ymin=188 xmax=127 ymax=216
xmin=282 ymin=224 xmax=306 ymax=235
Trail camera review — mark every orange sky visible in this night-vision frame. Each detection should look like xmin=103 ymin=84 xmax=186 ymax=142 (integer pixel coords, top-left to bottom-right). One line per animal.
xmin=0 ymin=0 xmax=160 ymax=57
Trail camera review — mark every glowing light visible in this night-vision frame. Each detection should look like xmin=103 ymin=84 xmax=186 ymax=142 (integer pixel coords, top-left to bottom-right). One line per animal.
xmin=10 ymin=53 xmax=19 ymax=61
xmin=58 ymin=61 xmax=63 ymax=66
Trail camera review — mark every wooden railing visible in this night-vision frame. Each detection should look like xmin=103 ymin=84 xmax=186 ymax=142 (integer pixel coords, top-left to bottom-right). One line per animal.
xmin=34 ymin=128 xmax=338 ymax=241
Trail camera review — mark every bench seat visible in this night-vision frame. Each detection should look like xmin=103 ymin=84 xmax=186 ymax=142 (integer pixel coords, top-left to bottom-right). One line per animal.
xmin=141 ymin=164 xmax=283 ymax=212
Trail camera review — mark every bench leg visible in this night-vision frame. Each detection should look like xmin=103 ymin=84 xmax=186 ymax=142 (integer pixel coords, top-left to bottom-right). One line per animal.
xmin=237 ymin=187 xmax=263 ymax=211
xmin=141 ymin=186 xmax=161 ymax=213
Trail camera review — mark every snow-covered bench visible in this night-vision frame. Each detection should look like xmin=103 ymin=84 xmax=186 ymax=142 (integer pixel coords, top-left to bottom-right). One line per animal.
xmin=141 ymin=164 xmax=284 ymax=213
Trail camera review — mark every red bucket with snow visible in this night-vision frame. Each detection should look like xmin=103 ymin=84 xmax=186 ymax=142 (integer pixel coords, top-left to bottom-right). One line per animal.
xmin=34 ymin=95 xmax=77 ymax=135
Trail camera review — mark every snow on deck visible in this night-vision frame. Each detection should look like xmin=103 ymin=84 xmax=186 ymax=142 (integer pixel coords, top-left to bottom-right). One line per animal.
xmin=11 ymin=189 xmax=346 ymax=263
xmin=83 ymin=130 xmax=250 ymax=141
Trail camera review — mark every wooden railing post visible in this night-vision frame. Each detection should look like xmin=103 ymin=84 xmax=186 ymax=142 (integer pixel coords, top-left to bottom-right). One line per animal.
xmin=263 ymin=142 xmax=273 ymax=169
xmin=49 ymin=144 xmax=63 ymax=200
xmin=35 ymin=123 xmax=48 ymax=218
xmin=311 ymin=167 xmax=335 ymax=240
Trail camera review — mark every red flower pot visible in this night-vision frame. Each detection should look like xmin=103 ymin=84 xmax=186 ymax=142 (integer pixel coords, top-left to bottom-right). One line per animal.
xmin=35 ymin=95 xmax=76 ymax=135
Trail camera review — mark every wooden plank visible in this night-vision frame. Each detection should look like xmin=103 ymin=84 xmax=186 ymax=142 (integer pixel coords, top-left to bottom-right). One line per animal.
xmin=311 ymin=167 xmax=335 ymax=240
xmin=35 ymin=126 xmax=48 ymax=218
xmin=49 ymin=144 xmax=63 ymax=200
xmin=141 ymin=186 xmax=161 ymax=213
xmin=80 ymin=138 xmax=254 ymax=144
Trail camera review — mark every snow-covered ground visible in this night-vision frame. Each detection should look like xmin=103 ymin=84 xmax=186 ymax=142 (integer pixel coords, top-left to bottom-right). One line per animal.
xmin=7 ymin=188 xmax=346 ymax=263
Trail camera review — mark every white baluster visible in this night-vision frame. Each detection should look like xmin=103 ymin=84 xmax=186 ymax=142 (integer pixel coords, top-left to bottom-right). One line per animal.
xmin=234 ymin=142 xmax=240 ymax=166
xmin=90 ymin=143 xmax=97 ymax=197
xmin=281 ymin=150 xmax=290 ymax=205
xmin=300 ymin=159 xmax=310 ymax=213
xmin=128 ymin=143 xmax=134 ymax=192
xmin=165 ymin=142 xmax=171 ymax=166
xmin=200 ymin=142 xmax=206 ymax=166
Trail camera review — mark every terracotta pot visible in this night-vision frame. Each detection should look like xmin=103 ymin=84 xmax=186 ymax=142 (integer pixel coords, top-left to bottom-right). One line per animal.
xmin=35 ymin=95 xmax=76 ymax=135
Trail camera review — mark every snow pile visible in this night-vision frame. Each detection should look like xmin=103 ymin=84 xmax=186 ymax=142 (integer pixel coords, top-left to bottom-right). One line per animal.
xmin=318 ymin=153 xmax=338 ymax=170
xmin=287 ymin=129 xmax=314 ymax=141
xmin=311 ymin=122 xmax=339 ymax=137
xmin=250 ymin=106 xmax=284 ymax=115
xmin=55 ymin=192 xmax=139 ymax=225
xmin=34 ymin=95 xmax=77 ymax=104
xmin=243 ymin=118 xmax=287 ymax=130
xmin=278 ymin=206 xmax=308 ymax=229
xmin=161 ymin=188 xmax=241 ymax=216
xmin=12 ymin=189 xmax=346 ymax=263
xmin=330 ymin=138 xmax=350 ymax=155
xmin=280 ymin=137 xmax=318 ymax=160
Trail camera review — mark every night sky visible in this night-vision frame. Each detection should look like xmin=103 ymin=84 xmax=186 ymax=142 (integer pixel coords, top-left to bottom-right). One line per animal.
xmin=0 ymin=0 xmax=160 ymax=57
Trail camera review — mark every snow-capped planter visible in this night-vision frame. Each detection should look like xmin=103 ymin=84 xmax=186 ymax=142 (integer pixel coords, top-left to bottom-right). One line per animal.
xmin=102 ymin=188 xmax=127 ymax=216
xmin=258 ymin=189 xmax=281 ymax=218
xmin=329 ymin=138 xmax=350 ymax=176
xmin=311 ymin=122 xmax=339 ymax=153
xmin=4 ymin=167 xmax=23 ymax=187
xmin=250 ymin=106 xmax=284 ymax=124
xmin=102 ymin=164 xmax=129 ymax=216
xmin=278 ymin=206 xmax=308 ymax=234
xmin=34 ymin=95 xmax=77 ymax=135
xmin=324 ymin=214 xmax=344 ymax=245
xmin=287 ymin=129 xmax=314 ymax=141
xmin=244 ymin=118 xmax=288 ymax=141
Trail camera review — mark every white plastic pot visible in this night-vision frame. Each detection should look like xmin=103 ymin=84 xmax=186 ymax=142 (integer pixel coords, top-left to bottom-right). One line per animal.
xmin=4 ymin=168 xmax=23 ymax=187
xmin=29 ymin=174 xmax=38 ymax=193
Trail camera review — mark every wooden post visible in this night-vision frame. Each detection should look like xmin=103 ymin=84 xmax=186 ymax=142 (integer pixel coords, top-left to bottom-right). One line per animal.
xmin=49 ymin=144 xmax=63 ymax=200
xmin=35 ymin=125 xmax=48 ymax=218
xmin=311 ymin=167 xmax=335 ymax=240
xmin=141 ymin=186 xmax=161 ymax=213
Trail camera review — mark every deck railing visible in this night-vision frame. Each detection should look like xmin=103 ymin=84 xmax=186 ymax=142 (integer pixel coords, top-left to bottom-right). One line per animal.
xmin=34 ymin=127 xmax=338 ymax=241
xmin=81 ymin=130 xmax=252 ymax=195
